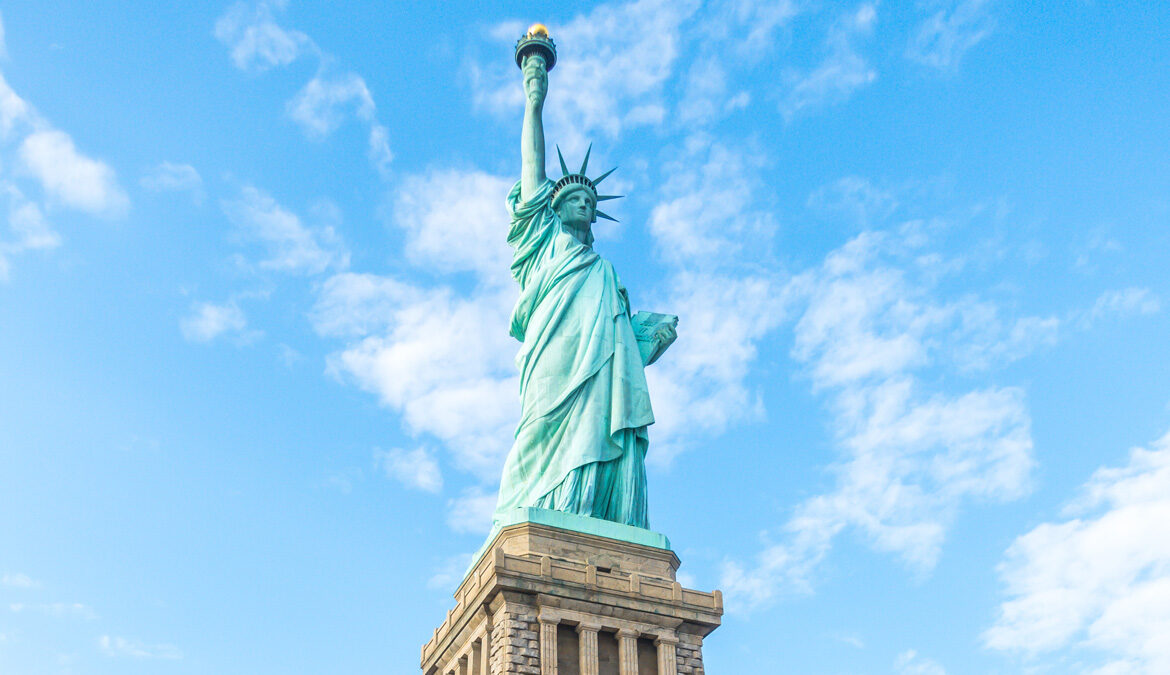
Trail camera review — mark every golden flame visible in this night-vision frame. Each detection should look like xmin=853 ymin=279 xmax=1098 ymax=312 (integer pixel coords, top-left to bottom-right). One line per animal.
xmin=527 ymin=23 xmax=549 ymax=38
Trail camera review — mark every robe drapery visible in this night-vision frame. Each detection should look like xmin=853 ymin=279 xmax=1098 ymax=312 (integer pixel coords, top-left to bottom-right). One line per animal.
xmin=492 ymin=179 xmax=654 ymax=529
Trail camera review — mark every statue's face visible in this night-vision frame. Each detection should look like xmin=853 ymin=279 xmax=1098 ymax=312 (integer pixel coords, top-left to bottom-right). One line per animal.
xmin=556 ymin=187 xmax=596 ymax=229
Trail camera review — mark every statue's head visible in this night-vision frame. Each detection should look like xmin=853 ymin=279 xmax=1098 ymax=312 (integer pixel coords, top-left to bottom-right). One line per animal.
xmin=553 ymin=184 xmax=597 ymax=228
xmin=549 ymin=144 xmax=621 ymax=230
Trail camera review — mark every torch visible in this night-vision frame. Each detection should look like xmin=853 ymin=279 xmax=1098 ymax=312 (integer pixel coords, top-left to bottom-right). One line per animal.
xmin=514 ymin=23 xmax=557 ymax=71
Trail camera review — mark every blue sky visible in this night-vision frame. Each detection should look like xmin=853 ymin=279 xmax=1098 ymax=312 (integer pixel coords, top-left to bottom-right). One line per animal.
xmin=2 ymin=1 xmax=1169 ymax=673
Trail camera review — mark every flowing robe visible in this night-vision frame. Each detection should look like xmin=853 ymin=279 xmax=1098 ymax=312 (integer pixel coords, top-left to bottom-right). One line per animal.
xmin=492 ymin=179 xmax=654 ymax=529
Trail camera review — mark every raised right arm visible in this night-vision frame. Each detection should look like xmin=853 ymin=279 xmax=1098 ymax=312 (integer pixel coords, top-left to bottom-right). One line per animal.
xmin=520 ymin=53 xmax=548 ymax=203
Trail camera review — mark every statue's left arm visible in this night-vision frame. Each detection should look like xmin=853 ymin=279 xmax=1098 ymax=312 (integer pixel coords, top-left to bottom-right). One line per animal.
xmin=648 ymin=323 xmax=677 ymax=365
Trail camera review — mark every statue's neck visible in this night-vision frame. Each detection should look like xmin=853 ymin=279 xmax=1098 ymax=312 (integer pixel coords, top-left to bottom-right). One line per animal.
xmin=561 ymin=221 xmax=592 ymax=246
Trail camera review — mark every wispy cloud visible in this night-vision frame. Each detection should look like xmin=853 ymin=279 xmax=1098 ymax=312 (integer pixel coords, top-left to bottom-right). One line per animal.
xmin=722 ymin=228 xmax=1035 ymax=608
xmin=287 ymin=73 xmax=375 ymax=139
xmin=473 ymin=0 xmax=701 ymax=153
xmin=214 ymin=1 xmax=391 ymax=176
xmin=317 ymin=276 xmax=518 ymax=481
xmin=18 ymin=130 xmax=129 ymax=218
xmin=807 ymin=176 xmax=899 ymax=228
xmin=312 ymin=168 xmax=521 ymax=487
xmin=0 ymin=68 xmax=127 ymax=278
xmin=98 ymin=635 xmax=182 ymax=660
xmin=1079 ymin=287 xmax=1162 ymax=328
xmin=0 ymin=10 xmax=8 ymax=60
xmin=1 ymin=572 xmax=39 ymax=588
xmin=213 ymin=0 xmax=311 ymax=73
xmin=9 ymin=602 xmax=97 ymax=620
xmin=986 ymin=429 xmax=1170 ymax=673
xmin=392 ymin=169 xmax=514 ymax=284
xmin=781 ymin=3 xmax=878 ymax=120
xmin=222 ymin=186 xmax=349 ymax=275
xmin=0 ymin=184 xmax=59 ymax=280
xmin=906 ymin=0 xmax=995 ymax=72
xmin=644 ymin=138 xmax=787 ymax=461
xmin=446 ymin=486 xmax=498 ymax=535
xmin=375 ymin=447 xmax=443 ymax=493
xmin=676 ymin=56 xmax=753 ymax=127
xmin=140 ymin=161 xmax=204 ymax=204
xmin=895 ymin=649 xmax=948 ymax=675
xmin=427 ymin=552 xmax=477 ymax=590
xmin=180 ymin=299 xmax=249 ymax=343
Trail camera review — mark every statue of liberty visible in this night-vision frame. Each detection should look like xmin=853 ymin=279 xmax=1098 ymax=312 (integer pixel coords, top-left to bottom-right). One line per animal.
xmin=491 ymin=26 xmax=678 ymax=533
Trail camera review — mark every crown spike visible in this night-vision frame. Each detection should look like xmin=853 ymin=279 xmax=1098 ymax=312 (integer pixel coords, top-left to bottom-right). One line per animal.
xmin=579 ymin=143 xmax=592 ymax=176
xmin=592 ymin=167 xmax=617 ymax=185
xmin=596 ymin=195 xmax=622 ymax=202
xmin=595 ymin=210 xmax=618 ymax=222
xmin=557 ymin=145 xmax=569 ymax=177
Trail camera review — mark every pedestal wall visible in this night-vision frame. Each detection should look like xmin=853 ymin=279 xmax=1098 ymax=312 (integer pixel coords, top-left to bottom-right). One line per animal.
xmin=421 ymin=515 xmax=722 ymax=675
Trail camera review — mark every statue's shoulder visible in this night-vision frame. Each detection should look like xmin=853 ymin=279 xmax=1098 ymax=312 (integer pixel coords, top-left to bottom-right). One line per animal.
xmin=510 ymin=179 xmax=555 ymax=215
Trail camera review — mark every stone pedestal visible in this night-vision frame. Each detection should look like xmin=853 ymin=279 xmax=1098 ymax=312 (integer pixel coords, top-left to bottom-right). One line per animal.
xmin=421 ymin=510 xmax=722 ymax=675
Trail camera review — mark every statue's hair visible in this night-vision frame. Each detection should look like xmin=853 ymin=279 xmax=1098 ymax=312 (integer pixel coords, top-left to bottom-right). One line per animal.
xmin=551 ymin=180 xmax=596 ymax=209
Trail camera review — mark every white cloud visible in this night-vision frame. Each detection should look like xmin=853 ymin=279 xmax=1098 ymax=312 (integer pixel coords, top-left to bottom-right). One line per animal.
xmin=949 ymin=301 xmax=1060 ymax=372
xmin=907 ymin=0 xmax=995 ymax=71
xmin=391 ymin=169 xmax=514 ymax=283
xmin=215 ymin=2 xmax=391 ymax=175
xmin=18 ymin=130 xmax=129 ymax=217
xmin=427 ymin=551 xmax=477 ymax=590
xmin=140 ymin=161 xmax=204 ymax=203
xmin=214 ymin=0 xmax=310 ymax=73
xmin=180 ymin=300 xmax=247 ymax=343
xmin=0 ymin=10 xmax=8 ymax=60
xmin=646 ymin=271 xmax=786 ymax=463
xmin=285 ymin=74 xmax=391 ymax=173
xmin=0 ymin=71 xmax=124 ymax=276
xmin=648 ymin=139 xmax=775 ymax=268
xmin=1081 ymin=287 xmax=1161 ymax=327
xmin=446 ymin=486 xmax=498 ymax=535
xmin=474 ymin=0 xmax=701 ymax=152
xmin=9 ymin=602 xmax=97 ymax=620
xmin=375 ymin=447 xmax=443 ymax=493
xmin=781 ymin=3 xmax=878 ymax=120
xmin=1 ymin=572 xmax=39 ymax=588
xmin=222 ymin=186 xmax=348 ymax=274
xmin=318 ymin=279 xmax=519 ymax=480
xmin=368 ymin=123 xmax=393 ymax=177
xmin=312 ymin=167 xmax=525 ymax=486
xmin=985 ymin=429 xmax=1170 ymax=674
xmin=721 ymin=229 xmax=1035 ymax=608
xmin=309 ymin=272 xmax=418 ymax=339
xmin=1 ymin=184 xmax=60 ymax=278
xmin=98 ymin=635 xmax=182 ymax=660
xmin=807 ymin=176 xmax=899 ymax=227
xmin=706 ymin=0 xmax=801 ymax=57
xmin=0 ymin=72 xmax=32 ymax=139
xmin=895 ymin=649 xmax=948 ymax=675
xmin=287 ymin=73 xmax=375 ymax=139
xmin=644 ymin=139 xmax=786 ymax=461
xmin=676 ymin=57 xmax=743 ymax=127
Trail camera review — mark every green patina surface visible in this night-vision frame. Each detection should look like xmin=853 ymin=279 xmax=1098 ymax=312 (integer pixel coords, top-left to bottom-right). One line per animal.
xmin=487 ymin=28 xmax=678 ymax=545
xmin=496 ymin=507 xmax=672 ymax=550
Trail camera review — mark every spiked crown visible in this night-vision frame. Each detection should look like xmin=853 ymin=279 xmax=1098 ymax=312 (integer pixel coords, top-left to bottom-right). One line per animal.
xmin=550 ymin=144 xmax=623 ymax=222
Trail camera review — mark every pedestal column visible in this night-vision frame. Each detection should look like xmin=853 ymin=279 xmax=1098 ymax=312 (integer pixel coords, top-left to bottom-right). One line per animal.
xmin=539 ymin=618 xmax=559 ymax=675
xmin=576 ymin=623 xmax=601 ymax=675
xmin=654 ymin=634 xmax=678 ymax=675
xmin=478 ymin=634 xmax=491 ymax=675
xmin=617 ymin=628 xmax=639 ymax=675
